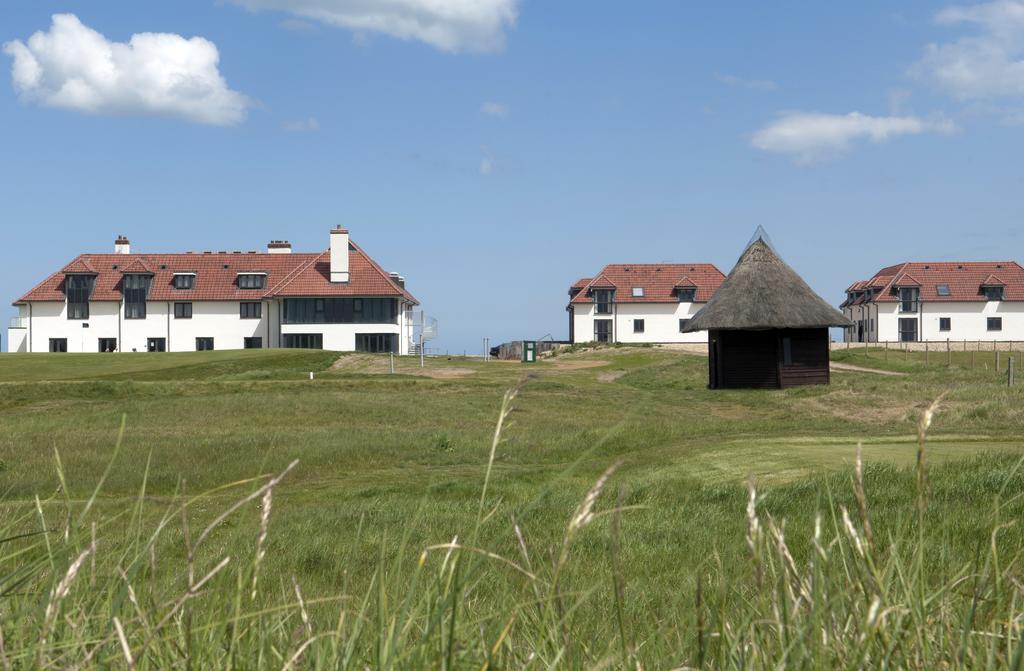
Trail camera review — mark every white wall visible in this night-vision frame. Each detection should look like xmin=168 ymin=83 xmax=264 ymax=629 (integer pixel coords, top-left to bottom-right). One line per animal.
xmin=571 ymin=301 xmax=708 ymax=344
xmin=879 ymin=301 xmax=1024 ymax=342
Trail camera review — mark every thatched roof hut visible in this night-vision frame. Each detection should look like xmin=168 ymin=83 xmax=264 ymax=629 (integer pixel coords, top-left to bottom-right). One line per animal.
xmin=683 ymin=229 xmax=852 ymax=389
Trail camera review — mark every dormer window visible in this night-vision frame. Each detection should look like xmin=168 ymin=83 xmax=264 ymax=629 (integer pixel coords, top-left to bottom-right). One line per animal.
xmin=631 ymin=287 xmax=644 ymax=298
xmin=66 ymin=275 xmax=94 ymax=320
xmin=173 ymin=273 xmax=196 ymax=290
xmin=677 ymin=288 xmax=696 ymax=302
xmin=123 ymin=274 xmax=151 ymax=319
xmin=984 ymin=286 xmax=1004 ymax=301
xmin=936 ymin=284 xmax=950 ymax=297
xmin=593 ymin=289 xmax=614 ymax=314
xmin=899 ymin=287 xmax=919 ymax=313
xmin=238 ymin=273 xmax=266 ymax=289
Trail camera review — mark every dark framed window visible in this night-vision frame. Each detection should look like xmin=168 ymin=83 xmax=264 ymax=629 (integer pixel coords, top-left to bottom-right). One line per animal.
xmin=237 ymin=274 xmax=266 ymax=289
xmin=283 ymin=333 xmax=323 ymax=349
xmin=244 ymin=337 xmax=263 ymax=349
xmin=49 ymin=338 xmax=68 ymax=353
xmin=594 ymin=319 xmax=612 ymax=343
xmin=939 ymin=317 xmax=951 ymax=332
xmin=898 ymin=318 xmax=918 ymax=342
xmin=147 ymin=338 xmax=166 ymax=353
xmin=172 ymin=274 xmax=195 ymax=290
xmin=174 ymin=302 xmax=192 ymax=319
xmin=936 ymin=284 xmax=950 ymax=297
xmin=593 ymin=289 xmax=614 ymax=315
xmin=240 ymin=302 xmax=262 ymax=319
xmin=196 ymin=337 xmax=214 ymax=351
xmin=355 ymin=333 xmax=396 ymax=353
xmin=98 ymin=338 xmax=117 ymax=352
xmin=984 ymin=286 xmax=1005 ymax=301
xmin=282 ymin=298 xmax=398 ymax=324
xmin=677 ymin=288 xmax=696 ymax=302
xmin=633 ymin=319 xmax=645 ymax=333
xmin=66 ymin=274 xmax=94 ymax=320
xmin=123 ymin=274 xmax=151 ymax=319
xmin=782 ymin=337 xmax=793 ymax=365
xmin=988 ymin=317 xmax=1003 ymax=332
xmin=899 ymin=287 xmax=919 ymax=314
xmin=679 ymin=318 xmax=691 ymax=333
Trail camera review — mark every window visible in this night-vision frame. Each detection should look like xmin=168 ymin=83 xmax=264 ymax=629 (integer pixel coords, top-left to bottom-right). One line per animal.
xmin=936 ymin=284 xmax=950 ymax=297
xmin=174 ymin=302 xmax=192 ymax=319
xmin=988 ymin=317 xmax=1003 ymax=332
xmin=984 ymin=286 xmax=1005 ymax=301
xmin=633 ymin=319 xmax=645 ymax=333
xmin=939 ymin=317 xmax=951 ymax=332
xmin=899 ymin=287 xmax=919 ymax=314
xmin=593 ymin=289 xmax=614 ymax=315
xmin=66 ymin=275 xmax=94 ymax=320
xmin=237 ymin=274 xmax=266 ymax=289
xmin=679 ymin=318 xmax=691 ymax=332
xmin=244 ymin=337 xmax=263 ymax=349
xmin=196 ymin=337 xmax=214 ymax=351
xmin=98 ymin=338 xmax=117 ymax=353
xmin=282 ymin=298 xmax=398 ymax=324
xmin=631 ymin=287 xmax=644 ymax=298
xmin=356 ymin=333 xmax=397 ymax=353
xmin=147 ymin=338 xmax=166 ymax=353
xmin=782 ymin=337 xmax=793 ymax=365
xmin=240 ymin=302 xmax=262 ymax=319
xmin=677 ymin=288 xmax=696 ymax=302
xmin=49 ymin=338 xmax=68 ymax=353
xmin=594 ymin=319 xmax=612 ymax=343
xmin=283 ymin=333 xmax=323 ymax=349
xmin=173 ymin=274 xmax=195 ymax=290
xmin=898 ymin=318 xmax=918 ymax=342
xmin=123 ymin=274 xmax=151 ymax=319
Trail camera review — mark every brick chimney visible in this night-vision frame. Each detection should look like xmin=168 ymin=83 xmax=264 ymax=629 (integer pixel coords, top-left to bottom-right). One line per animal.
xmin=329 ymin=226 xmax=349 ymax=283
xmin=114 ymin=235 xmax=131 ymax=254
xmin=267 ymin=240 xmax=292 ymax=254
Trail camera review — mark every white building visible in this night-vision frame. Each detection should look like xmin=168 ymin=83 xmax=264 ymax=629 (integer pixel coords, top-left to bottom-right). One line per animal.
xmin=567 ymin=263 xmax=725 ymax=344
xmin=8 ymin=228 xmax=419 ymax=354
xmin=842 ymin=261 xmax=1024 ymax=343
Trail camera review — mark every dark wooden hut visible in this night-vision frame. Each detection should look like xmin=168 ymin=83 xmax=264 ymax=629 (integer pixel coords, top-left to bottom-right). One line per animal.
xmin=682 ymin=230 xmax=852 ymax=389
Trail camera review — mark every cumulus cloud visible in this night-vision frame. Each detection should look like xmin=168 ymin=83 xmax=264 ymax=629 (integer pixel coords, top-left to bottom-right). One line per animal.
xmin=913 ymin=0 xmax=1024 ymax=99
xmin=752 ymin=111 xmax=956 ymax=163
xmin=283 ymin=117 xmax=320 ymax=132
xmin=714 ymin=72 xmax=778 ymax=91
xmin=3 ymin=14 xmax=248 ymax=125
xmin=227 ymin=0 xmax=518 ymax=53
xmin=480 ymin=101 xmax=508 ymax=116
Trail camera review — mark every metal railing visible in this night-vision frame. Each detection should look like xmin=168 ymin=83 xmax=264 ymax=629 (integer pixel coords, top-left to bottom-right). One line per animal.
xmin=8 ymin=317 xmax=26 ymax=329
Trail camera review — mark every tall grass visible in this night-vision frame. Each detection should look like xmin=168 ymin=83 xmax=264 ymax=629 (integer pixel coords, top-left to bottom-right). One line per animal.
xmin=3 ymin=391 xmax=1024 ymax=669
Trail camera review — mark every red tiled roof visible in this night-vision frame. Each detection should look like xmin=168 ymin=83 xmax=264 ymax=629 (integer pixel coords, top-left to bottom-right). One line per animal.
xmin=845 ymin=261 xmax=1024 ymax=304
xmin=14 ymin=239 xmax=417 ymax=305
xmin=61 ymin=258 xmax=97 ymax=274
xmin=674 ymin=276 xmax=697 ymax=287
xmin=119 ymin=257 xmax=156 ymax=274
xmin=569 ymin=263 xmax=725 ymax=304
xmin=570 ymin=277 xmax=591 ymax=290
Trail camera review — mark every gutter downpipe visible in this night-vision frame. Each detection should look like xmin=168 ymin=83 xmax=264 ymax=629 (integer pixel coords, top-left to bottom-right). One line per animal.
xmin=28 ymin=303 xmax=33 ymax=353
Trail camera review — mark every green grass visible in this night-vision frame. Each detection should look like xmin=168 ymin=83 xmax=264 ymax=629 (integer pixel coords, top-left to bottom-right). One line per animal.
xmin=2 ymin=346 xmax=1024 ymax=667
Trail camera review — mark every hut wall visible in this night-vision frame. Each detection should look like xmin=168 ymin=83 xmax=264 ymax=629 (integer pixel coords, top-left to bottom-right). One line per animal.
xmin=778 ymin=328 xmax=830 ymax=388
xmin=711 ymin=329 xmax=780 ymax=389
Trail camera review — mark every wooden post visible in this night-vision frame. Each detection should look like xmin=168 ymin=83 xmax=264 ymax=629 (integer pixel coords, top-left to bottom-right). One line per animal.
xmin=865 ymin=339 xmax=869 ymax=357
xmin=885 ymin=340 xmax=889 ymax=362
xmin=963 ymin=339 xmax=967 ymax=352
xmin=1010 ymin=357 xmax=1015 ymax=387
xmin=997 ymin=349 xmax=1001 ymax=372
xmin=947 ymin=338 xmax=951 ymax=366
xmin=390 ymin=352 xmax=395 ymax=374
xmin=925 ymin=341 xmax=929 ymax=365
xmin=971 ymin=349 xmax=975 ymax=370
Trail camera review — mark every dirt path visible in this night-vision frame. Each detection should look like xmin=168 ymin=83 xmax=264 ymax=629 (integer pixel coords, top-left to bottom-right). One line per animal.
xmin=830 ymin=362 xmax=908 ymax=376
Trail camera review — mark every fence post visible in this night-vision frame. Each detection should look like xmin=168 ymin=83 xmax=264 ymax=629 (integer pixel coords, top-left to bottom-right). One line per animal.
xmin=390 ymin=352 xmax=395 ymax=374
xmin=963 ymin=339 xmax=967 ymax=352
xmin=1010 ymin=357 xmax=1015 ymax=387
xmin=925 ymin=341 xmax=929 ymax=365
xmin=885 ymin=340 xmax=889 ymax=362
xmin=997 ymin=349 xmax=1001 ymax=372
xmin=947 ymin=338 xmax=951 ymax=367
xmin=971 ymin=349 xmax=976 ymax=370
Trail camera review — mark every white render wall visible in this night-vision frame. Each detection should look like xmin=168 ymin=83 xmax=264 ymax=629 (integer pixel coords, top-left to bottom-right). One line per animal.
xmin=845 ymin=301 xmax=1024 ymax=342
xmin=11 ymin=299 xmax=416 ymax=354
xmin=571 ymin=301 xmax=708 ymax=344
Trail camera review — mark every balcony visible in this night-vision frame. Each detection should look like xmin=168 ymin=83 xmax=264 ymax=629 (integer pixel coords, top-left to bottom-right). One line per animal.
xmin=9 ymin=317 xmax=26 ymax=329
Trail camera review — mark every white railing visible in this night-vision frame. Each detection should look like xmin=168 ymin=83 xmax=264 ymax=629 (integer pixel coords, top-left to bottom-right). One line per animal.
xmin=9 ymin=317 xmax=26 ymax=329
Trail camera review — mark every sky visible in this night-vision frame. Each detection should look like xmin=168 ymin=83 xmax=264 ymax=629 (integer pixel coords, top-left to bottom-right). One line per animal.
xmin=2 ymin=0 xmax=1024 ymax=353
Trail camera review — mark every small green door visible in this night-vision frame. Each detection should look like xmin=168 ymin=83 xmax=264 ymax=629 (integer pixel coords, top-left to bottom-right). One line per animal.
xmin=522 ymin=341 xmax=537 ymax=363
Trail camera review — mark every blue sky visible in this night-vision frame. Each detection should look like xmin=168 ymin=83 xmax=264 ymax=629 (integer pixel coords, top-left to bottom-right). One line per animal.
xmin=3 ymin=1 xmax=1024 ymax=352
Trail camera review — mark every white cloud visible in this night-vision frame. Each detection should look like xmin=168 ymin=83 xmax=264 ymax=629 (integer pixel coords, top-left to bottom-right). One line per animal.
xmin=480 ymin=101 xmax=507 ymax=117
xmin=227 ymin=0 xmax=518 ymax=53
xmin=752 ymin=111 xmax=956 ymax=163
xmin=284 ymin=117 xmax=320 ymax=132
xmin=714 ymin=72 xmax=778 ymax=92
xmin=479 ymin=146 xmax=494 ymax=175
xmin=3 ymin=14 xmax=248 ymax=125
xmin=913 ymin=0 xmax=1024 ymax=99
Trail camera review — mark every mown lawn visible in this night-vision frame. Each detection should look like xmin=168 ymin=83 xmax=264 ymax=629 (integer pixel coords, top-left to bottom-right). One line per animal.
xmin=1 ymin=345 xmax=1023 ymax=667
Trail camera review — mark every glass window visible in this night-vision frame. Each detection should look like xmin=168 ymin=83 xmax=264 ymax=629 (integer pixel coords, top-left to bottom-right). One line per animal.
xmin=196 ymin=337 xmax=214 ymax=351
xmin=677 ymin=288 xmax=696 ymax=302
xmin=593 ymin=289 xmax=614 ymax=315
xmin=594 ymin=319 xmax=612 ymax=343
xmin=282 ymin=298 xmax=398 ymax=324
xmin=49 ymin=338 xmax=68 ymax=353
xmin=679 ymin=318 xmax=691 ymax=332
xmin=240 ymin=302 xmax=262 ymax=319
xmin=899 ymin=318 xmax=918 ymax=342
xmin=633 ymin=319 xmax=645 ymax=333
xmin=939 ymin=317 xmax=951 ymax=331
xmin=899 ymin=287 xmax=919 ymax=314
xmin=98 ymin=338 xmax=117 ymax=352
xmin=631 ymin=287 xmax=644 ymax=297
xmin=988 ymin=317 xmax=1003 ymax=331
xmin=244 ymin=337 xmax=263 ymax=349
xmin=984 ymin=286 xmax=1005 ymax=301
xmin=147 ymin=338 xmax=166 ymax=352
xmin=936 ymin=284 xmax=950 ymax=297
xmin=173 ymin=274 xmax=195 ymax=290
xmin=283 ymin=333 xmax=323 ymax=349
xmin=174 ymin=302 xmax=192 ymax=319
xmin=123 ymin=274 xmax=151 ymax=319
xmin=66 ymin=274 xmax=94 ymax=320
xmin=355 ymin=333 xmax=396 ymax=353
xmin=782 ymin=337 xmax=793 ymax=365
xmin=237 ymin=274 xmax=266 ymax=289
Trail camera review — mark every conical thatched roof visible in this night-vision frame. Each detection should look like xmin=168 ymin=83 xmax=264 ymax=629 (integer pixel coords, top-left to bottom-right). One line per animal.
xmin=682 ymin=232 xmax=852 ymax=332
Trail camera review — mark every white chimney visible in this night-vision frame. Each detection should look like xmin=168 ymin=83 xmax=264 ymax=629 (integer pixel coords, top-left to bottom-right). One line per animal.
xmin=329 ymin=227 xmax=350 ymax=283
xmin=114 ymin=235 xmax=131 ymax=254
xmin=267 ymin=240 xmax=292 ymax=254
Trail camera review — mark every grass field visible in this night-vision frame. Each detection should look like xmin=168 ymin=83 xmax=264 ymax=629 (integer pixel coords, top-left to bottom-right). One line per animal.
xmin=2 ymin=345 xmax=1024 ymax=667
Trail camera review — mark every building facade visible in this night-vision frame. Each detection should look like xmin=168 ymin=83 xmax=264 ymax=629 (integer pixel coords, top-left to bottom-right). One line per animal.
xmin=8 ymin=228 xmax=419 ymax=354
xmin=567 ymin=263 xmax=725 ymax=344
xmin=842 ymin=261 xmax=1024 ymax=343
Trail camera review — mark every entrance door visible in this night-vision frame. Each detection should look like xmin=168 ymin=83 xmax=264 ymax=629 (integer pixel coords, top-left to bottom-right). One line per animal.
xmin=594 ymin=319 xmax=612 ymax=343
xmin=898 ymin=318 xmax=918 ymax=343
xmin=147 ymin=338 xmax=166 ymax=352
